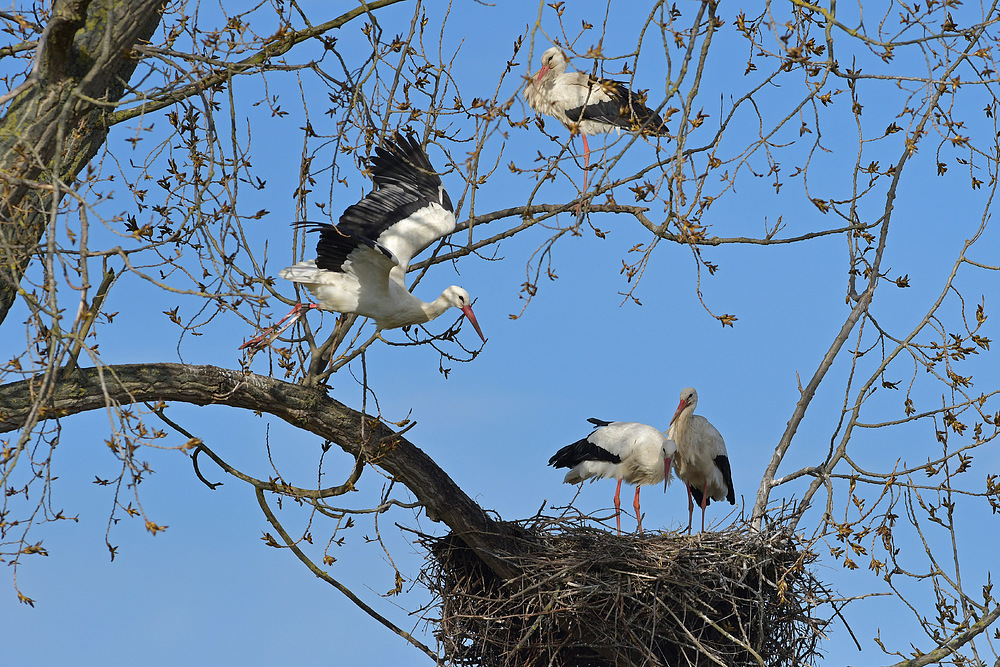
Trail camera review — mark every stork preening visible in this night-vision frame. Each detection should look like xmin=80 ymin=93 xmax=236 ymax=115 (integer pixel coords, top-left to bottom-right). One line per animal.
xmin=667 ymin=387 xmax=735 ymax=533
xmin=524 ymin=46 xmax=669 ymax=194
xmin=241 ymin=132 xmax=485 ymax=350
xmin=549 ymin=419 xmax=675 ymax=534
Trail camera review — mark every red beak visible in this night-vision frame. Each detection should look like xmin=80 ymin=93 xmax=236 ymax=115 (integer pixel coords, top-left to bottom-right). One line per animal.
xmin=461 ymin=305 xmax=486 ymax=343
xmin=535 ymin=65 xmax=549 ymax=83
xmin=668 ymin=398 xmax=686 ymax=426
xmin=663 ymin=456 xmax=672 ymax=492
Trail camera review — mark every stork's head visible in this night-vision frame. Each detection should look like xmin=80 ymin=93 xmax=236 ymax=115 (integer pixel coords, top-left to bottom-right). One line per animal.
xmin=443 ymin=286 xmax=486 ymax=343
xmin=669 ymin=387 xmax=699 ymax=426
xmin=536 ymin=46 xmax=567 ymax=83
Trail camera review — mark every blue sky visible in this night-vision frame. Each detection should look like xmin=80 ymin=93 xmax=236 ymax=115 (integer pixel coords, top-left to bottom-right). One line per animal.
xmin=3 ymin=1 xmax=999 ymax=664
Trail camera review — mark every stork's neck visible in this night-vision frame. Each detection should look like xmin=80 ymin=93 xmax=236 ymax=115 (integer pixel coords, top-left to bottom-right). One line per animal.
xmin=373 ymin=284 xmax=447 ymax=330
xmin=669 ymin=405 xmax=695 ymax=446
xmin=420 ymin=291 xmax=456 ymax=323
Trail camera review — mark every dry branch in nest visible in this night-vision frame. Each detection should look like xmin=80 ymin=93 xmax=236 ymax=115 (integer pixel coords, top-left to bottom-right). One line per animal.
xmin=420 ymin=516 xmax=828 ymax=666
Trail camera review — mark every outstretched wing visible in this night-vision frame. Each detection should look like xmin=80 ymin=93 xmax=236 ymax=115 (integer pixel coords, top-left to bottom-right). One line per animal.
xmin=336 ymin=132 xmax=456 ymax=273
xmin=295 ymin=221 xmax=396 ymax=274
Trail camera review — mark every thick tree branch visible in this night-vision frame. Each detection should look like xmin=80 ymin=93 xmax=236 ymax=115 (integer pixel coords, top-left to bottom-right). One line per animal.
xmin=0 ymin=362 xmax=525 ymax=579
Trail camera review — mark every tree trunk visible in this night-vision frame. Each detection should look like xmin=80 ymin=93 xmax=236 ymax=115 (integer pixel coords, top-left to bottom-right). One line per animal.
xmin=0 ymin=0 xmax=164 ymax=323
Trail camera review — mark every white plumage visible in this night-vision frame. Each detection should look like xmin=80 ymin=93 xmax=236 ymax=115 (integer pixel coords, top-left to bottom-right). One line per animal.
xmin=241 ymin=132 xmax=484 ymax=349
xmin=667 ymin=387 xmax=735 ymax=533
xmin=524 ymin=46 xmax=669 ymax=192
xmin=549 ymin=418 xmax=675 ymax=534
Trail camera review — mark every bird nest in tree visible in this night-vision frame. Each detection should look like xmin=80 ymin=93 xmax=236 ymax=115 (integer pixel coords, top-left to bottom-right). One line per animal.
xmin=420 ymin=517 xmax=828 ymax=667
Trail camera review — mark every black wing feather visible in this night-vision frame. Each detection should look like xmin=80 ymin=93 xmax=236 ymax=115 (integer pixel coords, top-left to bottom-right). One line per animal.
xmin=294 ymin=221 xmax=392 ymax=273
xmin=715 ymin=454 xmax=736 ymax=505
xmin=586 ymin=417 xmax=614 ymax=427
xmin=549 ymin=436 xmax=622 ymax=469
xmin=335 ymin=132 xmax=453 ymax=242
xmin=371 ymin=132 xmax=453 ymax=213
xmin=337 ymin=181 xmax=433 ymax=240
xmin=294 ymin=132 xmax=453 ymax=273
xmin=688 ymin=455 xmax=736 ymax=509
xmin=565 ymin=80 xmax=667 ymax=136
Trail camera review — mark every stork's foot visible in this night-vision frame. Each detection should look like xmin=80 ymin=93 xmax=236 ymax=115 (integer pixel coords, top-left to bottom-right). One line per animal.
xmin=239 ymin=330 xmax=274 ymax=351
xmin=239 ymin=303 xmax=316 ymax=350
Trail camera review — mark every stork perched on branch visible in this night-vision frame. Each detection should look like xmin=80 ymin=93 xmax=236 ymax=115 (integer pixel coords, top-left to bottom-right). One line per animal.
xmin=241 ymin=132 xmax=485 ymax=350
xmin=524 ymin=46 xmax=669 ymax=194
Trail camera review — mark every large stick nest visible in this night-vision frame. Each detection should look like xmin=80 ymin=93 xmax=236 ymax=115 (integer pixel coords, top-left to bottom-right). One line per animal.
xmin=420 ymin=517 xmax=828 ymax=666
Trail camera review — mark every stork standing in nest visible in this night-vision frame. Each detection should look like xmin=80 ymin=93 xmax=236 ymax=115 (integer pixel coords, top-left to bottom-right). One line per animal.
xmin=668 ymin=387 xmax=735 ymax=533
xmin=524 ymin=46 xmax=669 ymax=194
xmin=549 ymin=419 xmax=675 ymax=534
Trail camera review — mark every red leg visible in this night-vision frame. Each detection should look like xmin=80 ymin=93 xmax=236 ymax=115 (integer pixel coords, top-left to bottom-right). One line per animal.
xmin=613 ymin=478 xmax=624 ymax=535
xmin=633 ymin=486 xmax=643 ymax=533
xmin=240 ymin=303 xmax=317 ymax=350
xmin=685 ymin=483 xmax=694 ymax=534
xmin=701 ymin=481 xmax=709 ymax=533
xmin=581 ymin=134 xmax=591 ymax=193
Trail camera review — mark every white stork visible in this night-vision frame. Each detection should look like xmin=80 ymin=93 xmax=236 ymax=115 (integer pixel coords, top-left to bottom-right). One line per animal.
xmin=241 ymin=132 xmax=485 ymax=349
xmin=523 ymin=46 xmax=669 ymax=193
xmin=549 ymin=418 xmax=675 ymax=534
xmin=667 ymin=387 xmax=735 ymax=533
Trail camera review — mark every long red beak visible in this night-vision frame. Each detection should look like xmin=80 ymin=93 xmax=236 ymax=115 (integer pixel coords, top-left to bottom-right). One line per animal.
xmin=669 ymin=398 xmax=686 ymax=426
xmin=535 ymin=65 xmax=549 ymax=83
xmin=663 ymin=456 xmax=672 ymax=492
xmin=461 ymin=305 xmax=486 ymax=343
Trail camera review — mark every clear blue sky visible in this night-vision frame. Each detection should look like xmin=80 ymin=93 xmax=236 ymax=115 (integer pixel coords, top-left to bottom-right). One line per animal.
xmin=2 ymin=1 xmax=999 ymax=665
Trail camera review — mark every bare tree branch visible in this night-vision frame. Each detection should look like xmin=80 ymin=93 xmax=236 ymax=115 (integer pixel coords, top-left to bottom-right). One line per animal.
xmin=0 ymin=363 xmax=528 ymax=579
xmin=0 ymin=0 xmax=163 ymax=323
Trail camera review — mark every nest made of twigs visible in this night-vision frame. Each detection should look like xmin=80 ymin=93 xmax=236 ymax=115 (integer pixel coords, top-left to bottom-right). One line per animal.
xmin=420 ymin=516 xmax=827 ymax=667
